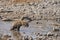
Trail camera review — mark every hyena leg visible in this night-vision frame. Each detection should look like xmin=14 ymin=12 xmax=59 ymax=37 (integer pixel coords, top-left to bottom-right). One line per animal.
xmin=17 ymin=26 xmax=20 ymax=31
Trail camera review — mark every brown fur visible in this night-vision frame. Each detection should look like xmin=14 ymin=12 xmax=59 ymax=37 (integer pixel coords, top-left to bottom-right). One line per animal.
xmin=10 ymin=20 xmax=29 ymax=31
xmin=10 ymin=16 xmax=32 ymax=31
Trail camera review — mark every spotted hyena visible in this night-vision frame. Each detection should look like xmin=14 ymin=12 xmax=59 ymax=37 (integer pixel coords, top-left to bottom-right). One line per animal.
xmin=10 ymin=17 xmax=31 ymax=31
xmin=10 ymin=20 xmax=29 ymax=31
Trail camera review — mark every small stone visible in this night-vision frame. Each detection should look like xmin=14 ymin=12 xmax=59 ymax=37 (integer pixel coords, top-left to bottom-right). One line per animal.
xmin=36 ymin=22 xmax=39 ymax=24
xmin=47 ymin=32 xmax=54 ymax=37
xmin=56 ymin=18 xmax=60 ymax=23
xmin=42 ymin=6 xmax=46 ymax=9
xmin=37 ymin=33 xmax=43 ymax=36
xmin=28 ymin=2 xmax=34 ymax=6
xmin=52 ymin=1 xmax=58 ymax=5
xmin=24 ymin=36 xmax=29 ymax=40
xmin=44 ymin=34 xmax=47 ymax=36
xmin=53 ymin=28 xmax=60 ymax=32
xmin=0 ymin=16 xmax=2 ymax=19
xmin=54 ymin=34 xmax=58 ymax=37
xmin=29 ymin=36 xmax=33 ymax=40
xmin=2 ymin=18 xmax=13 ymax=21
xmin=9 ymin=39 xmax=13 ymax=40
xmin=36 ymin=36 xmax=45 ymax=40
xmin=36 ymin=37 xmax=42 ymax=40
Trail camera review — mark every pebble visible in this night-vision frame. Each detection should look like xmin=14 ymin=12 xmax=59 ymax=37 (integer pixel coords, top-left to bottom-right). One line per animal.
xmin=53 ymin=27 xmax=60 ymax=32
xmin=47 ymin=32 xmax=54 ymax=37
xmin=0 ymin=16 xmax=2 ymax=19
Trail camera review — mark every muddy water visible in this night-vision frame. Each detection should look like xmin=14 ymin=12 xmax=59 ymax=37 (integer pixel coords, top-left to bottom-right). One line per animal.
xmin=0 ymin=20 xmax=53 ymax=38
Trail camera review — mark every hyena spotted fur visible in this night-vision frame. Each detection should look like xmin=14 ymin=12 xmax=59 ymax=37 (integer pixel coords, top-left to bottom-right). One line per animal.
xmin=10 ymin=16 xmax=32 ymax=31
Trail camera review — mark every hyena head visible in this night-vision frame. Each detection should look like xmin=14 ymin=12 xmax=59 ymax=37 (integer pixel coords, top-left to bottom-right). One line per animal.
xmin=21 ymin=20 xmax=29 ymax=27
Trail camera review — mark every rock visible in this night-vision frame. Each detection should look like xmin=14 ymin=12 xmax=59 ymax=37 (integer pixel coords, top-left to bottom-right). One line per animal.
xmin=2 ymin=35 xmax=11 ymax=40
xmin=2 ymin=18 xmax=13 ymax=21
xmin=36 ymin=36 xmax=45 ymax=40
xmin=23 ymin=36 xmax=33 ymax=40
xmin=42 ymin=6 xmax=46 ymax=9
xmin=36 ymin=37 xmax=42 ymax=40
xmin=36 ymin=33 xmax=42 ymax=36
xmin=0 ymin=10 xmax=13 ymax=13
xmin=56 ymin=18 xmax=60 ymax=23
xmin=44 ymin=34 xmax=47 ymax=36
xmin=0 ymin=16 xmax=2 ymax=19
xmin=54 ymin=33 xmax=58 ymax=37
xmin=24 ymin=36 xmax=29 ymax=40
xmin=53 ymin=27 xmax=60 ymax=32
xmin=36 ymin=21 xmax=39 ymax=24
xmin=29 ymin=36 xmax=33 ymax=40
xmin=47 ymin=32 xmax=54 ymax=37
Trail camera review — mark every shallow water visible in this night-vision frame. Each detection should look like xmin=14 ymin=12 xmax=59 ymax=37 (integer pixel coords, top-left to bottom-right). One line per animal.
xmin=0 ymin=20 xmax=53 ymax=38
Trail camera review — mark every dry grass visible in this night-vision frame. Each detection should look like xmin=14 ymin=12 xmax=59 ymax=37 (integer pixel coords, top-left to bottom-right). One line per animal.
xmin=10 ymin=0 xmax=41 ymax=4
xmin=14 ymin=0 xmax=39 ymax=2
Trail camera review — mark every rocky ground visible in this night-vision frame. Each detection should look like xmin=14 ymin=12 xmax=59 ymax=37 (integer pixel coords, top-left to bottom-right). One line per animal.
xmin=0 ymin=0 xmax=60 ymax=40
